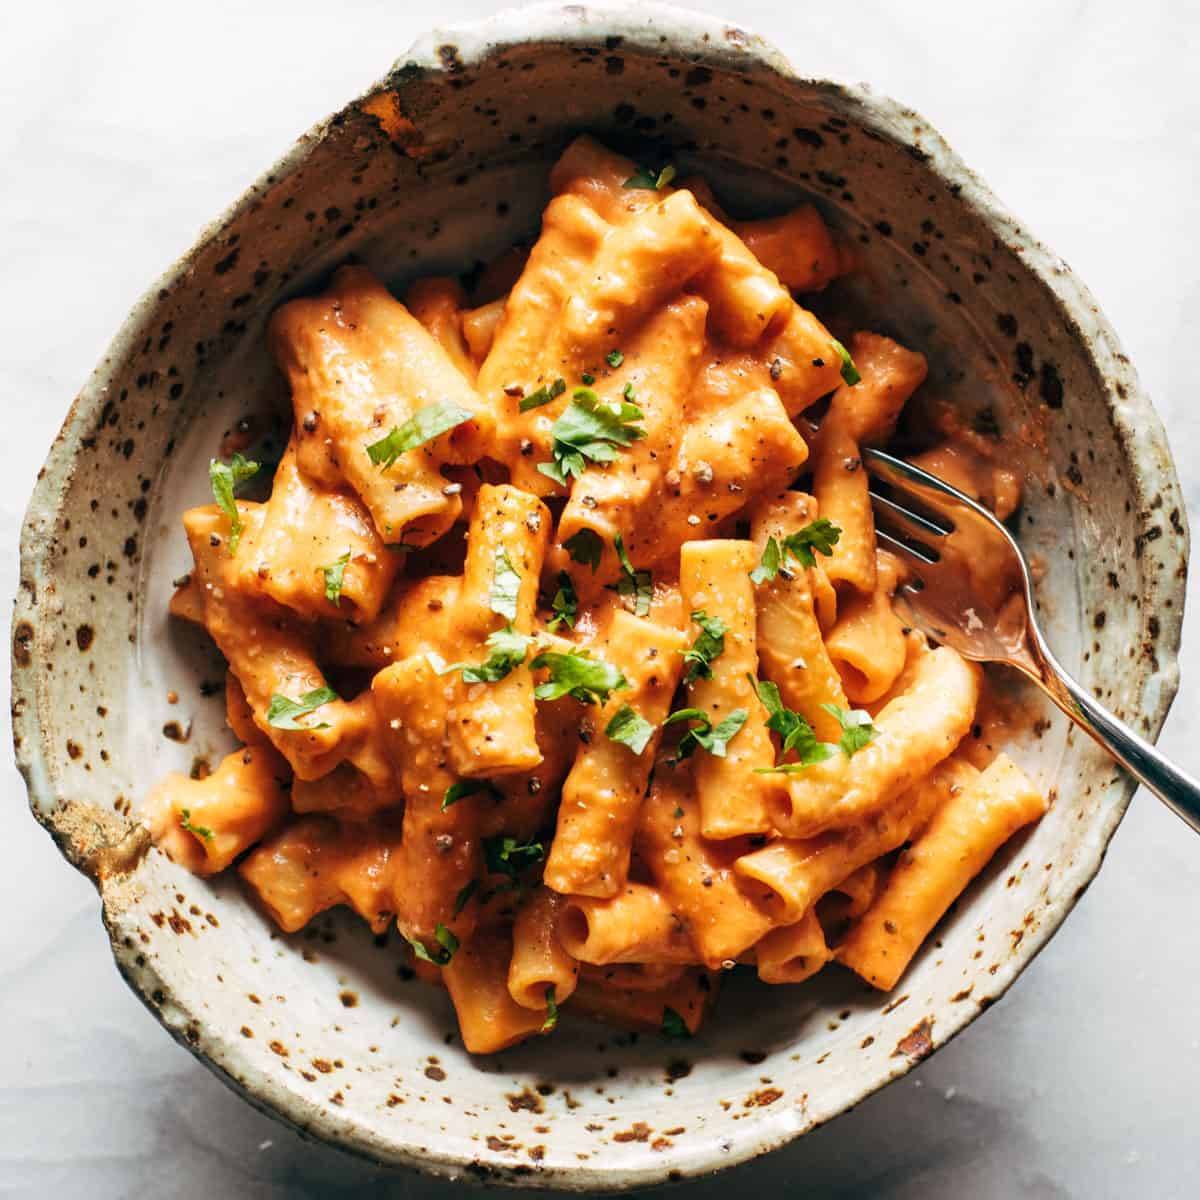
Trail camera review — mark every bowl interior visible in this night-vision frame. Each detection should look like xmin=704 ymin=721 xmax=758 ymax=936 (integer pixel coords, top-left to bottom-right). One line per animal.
xmin=13 ymin=7 xmax=1184 ymax=1190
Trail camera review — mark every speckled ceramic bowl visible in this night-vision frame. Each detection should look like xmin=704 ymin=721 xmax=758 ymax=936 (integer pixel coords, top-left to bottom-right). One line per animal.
xmin=12 ymin=1 xmax=1187 ymax=1190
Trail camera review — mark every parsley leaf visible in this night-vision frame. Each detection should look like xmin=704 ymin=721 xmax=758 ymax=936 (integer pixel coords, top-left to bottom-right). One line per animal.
xmin=611 ymin=534 xmax=652 ymax=616
xmin=605 ymin=349 xmax=625 ymax=368
xmin=442 ymin=779 xmax=502 ymax=811
xmin=661 ymin=1007 xmax=691 ymax=1038
xmin=490 ymin=548 xmax=522 ymax=622
xmin=452 ymin=879 xmax=479 ymax=918
xmin=323 ymin=550 xmax=352 ymax=606
xmin=462 ymin=625 xmax=531 ymax=684
xmin=683 ymin=610 xmax=727 ymax=683
xmin=179 ymin=808 xmax=213 ymax=843
xmin=624 ymin=164 xmax=678 ymax=191
xmin=547 ymin=571 xmax=578 ymax=632
xmin=749 ymin=520 xmax=842 ymax=583
xmin=564 ymin=528 xmax=603 ymax=572
xmin=209 ymin=453 xmax=260 ymax=555
xmin=605 ymin=704 xmax=656 ymax=755
xmin=365 ymin=401 xmax=473 ymax=469
xmin=664 ymin=707 xmax=748 ymax=761
xmin=407 ymin=922 xmax=460 ymax=966
xmin=749 ymin=676 xmax=836 ymax=771
xmin=531 ymin=648 xmax=629 ymax=705
xmin=541 ymin=985 xmax=559 ymax=1033
xmin=484 ymin=835 xmax=545 ymax=880
xmin=537 ymin=387 xmax=645 ymax=486
xmin=518 ymin=377 xmax=566 ymax=413
xmin=831 ymin=338 xmax=861 ymax=387
xmin=822 ymin=703 xmax=879 ymax=757
xmin=266 ymin=686 xmax=339 ymax=730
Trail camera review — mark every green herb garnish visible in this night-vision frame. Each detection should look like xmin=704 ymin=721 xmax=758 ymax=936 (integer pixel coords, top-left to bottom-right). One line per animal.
xmin=490 ymin=548 xmax=522 ymax=623
xmin=442 ymin=779 xmax=503 ymax=811
xmin=750 ymin=520 xmax=842 ymax=584
xmin=266 ymin=686 xmax=339 ymax=730
xmin=682 ymin=610 xmax=727 ymax=684
xmin=209 ymin=452 xmax=260 ymax=555
xmin=605 ymin=349 xmax=625 ymax=368
xmin=605 ymin=704 xmax=656 ymax=755
xmin=484 ymin=835 xmax=546 ymax=880
xmin=541 ymin=985 xmax=559 ymax=1033
xmin=531 ymin=648 xmax=629 ymax=706
xmin=831 ymin=338 xmax=861 ymax=387
xmin=822 ymin=703 xmax=879 ymax=757
xmin=518 ymin=377 xmax=567 ymax=413
xmin=452 ymin=879 xmax=479 ymax=918
xmin=365 ymin=401 xmax=472 ymax=469
xmin=663 ymin=707 xmax=748 ymax=762
xmin=564 ymin=528 xmax=604 ymax=572
xmin=179 ymin=808 xmax=214 ymax=843
xmin=624 ymin=164 xmax=678 ymax=191
xmin=537 ymin=387 xmax=645 ymax=486
xmin=323 ymin=550 xmax=352 ymax=606
xmin=407 ymin=922 xmax=460 ymax=966
xmin=547 ymin=571 xmax=578 ymax=632
xmin=749 ymin=676 xmax=836 ymax=772
xmin=661 ymin=1007 xmax=691 ymax=1038
xmin=611 ymin=534 xmax=651 ymax=617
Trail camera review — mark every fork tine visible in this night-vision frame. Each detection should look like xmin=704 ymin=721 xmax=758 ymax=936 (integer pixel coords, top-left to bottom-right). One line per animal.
xmin=869 ymin=489 xmax=951 ymax=540
xmin=874 ymin=525 xmax=939 ymax=566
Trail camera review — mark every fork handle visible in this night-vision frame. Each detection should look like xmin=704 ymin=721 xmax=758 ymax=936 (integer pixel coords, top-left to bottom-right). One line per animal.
xmin=1038 ymin=658 xmax=1200 ymax=833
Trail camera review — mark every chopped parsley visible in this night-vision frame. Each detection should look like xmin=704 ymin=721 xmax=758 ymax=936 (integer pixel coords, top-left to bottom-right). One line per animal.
xmin=179 ymin=808 xmax=213 ymax=843
xmin=490 ymin=548 xmax=522 ymax=622
xmin=266 ymin=685 xmax=339 ymax=730
xmin=452 ymin=879 xmax=479 ymax=918
xmin=564 ymin=528 xmax=604 ymax=571
xmin=541 ymin=985 xmax=559 ymax=1034
xmin=664 ymin=706 xmax=748 ymax=762
xmin=750 ymin=519 xmax=842 ymax=584
xmin=407 ymin=922 xmax=459 ymax=966
xmin=442 ymin=778 xmax=503 ymax=811
xmin=547 ymin=571 xmax=578 ymax=632
xmin=322 ymin=550 xmax=352 ymax=606
xmin=518 ymin=377 xmax=566 ymax=413
xmin=537 ymin=387 xmax=645 ymax=486
xmin=624 ymin=164 xmax=678 ymax=191
xmin=209 ymin=452 xmax=260 ymax=555
xmin=831 ymin=338 xmax=861 ymax=387
xmin=661 ymin=1007 xmax=691 ymax=1038
xmin=682 ymin=610 xmax=727 ymax=684
xmin=531 ymin=648 xmax=629 ymax=705
xmin=365 ymin=401 xmax=473 ymax=469
xmin=749 ymin=677 xmax=836 ymax=772
xmin=822 ymin=703 xmax=879 ymax=757
xmin=611 ymin=534 xmax=652 ymax=617
xmin=431 ymin=625 xmax=532 ymax=684
xmin=605 ymin=349 xmax=625 ymax=368
xmin=484 ymin=834 xmax=545 ymax=880
xmin=604 ymin=704 xmax=656 ymax=755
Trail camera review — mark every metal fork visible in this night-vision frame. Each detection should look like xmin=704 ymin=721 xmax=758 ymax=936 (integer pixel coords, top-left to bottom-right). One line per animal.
xmin=864 ymin=446 xmax=1200 ymax=832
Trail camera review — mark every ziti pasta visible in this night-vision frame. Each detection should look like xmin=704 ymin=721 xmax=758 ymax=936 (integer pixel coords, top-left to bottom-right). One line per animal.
xmin=150 ymin=136 xmax=1048 ymax=1053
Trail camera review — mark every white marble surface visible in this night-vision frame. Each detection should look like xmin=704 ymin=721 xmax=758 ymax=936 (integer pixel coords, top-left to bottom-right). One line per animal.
xmin=2 ymin=1 xmax=1198 ymax=1196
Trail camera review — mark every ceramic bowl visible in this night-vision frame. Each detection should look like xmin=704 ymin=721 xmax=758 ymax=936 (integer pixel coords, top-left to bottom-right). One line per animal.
xmin=12 ymin=2 xmax=1187 ymax=1190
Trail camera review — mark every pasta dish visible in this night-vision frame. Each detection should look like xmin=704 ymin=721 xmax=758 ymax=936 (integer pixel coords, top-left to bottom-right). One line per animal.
xmin=150 ymin=136 xmax=1048 ymax=1053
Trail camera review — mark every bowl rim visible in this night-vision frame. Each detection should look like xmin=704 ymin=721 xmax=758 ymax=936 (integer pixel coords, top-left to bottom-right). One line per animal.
xmin=11 ymin=0 xmax=1188 ymax=1190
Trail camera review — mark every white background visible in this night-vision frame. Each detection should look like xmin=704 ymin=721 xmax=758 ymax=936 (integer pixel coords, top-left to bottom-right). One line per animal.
xmin=2 ymin=1 xmax=1198 ymax=1196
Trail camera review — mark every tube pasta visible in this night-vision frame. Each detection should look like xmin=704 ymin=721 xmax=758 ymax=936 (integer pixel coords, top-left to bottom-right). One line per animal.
xmin=736 ymin=757 xmax=980 ymax=923
xmin=749 ymin=491 xmax=848 ymax=743
xmin=507 ymin=887 xmax=579 ymax=1011
xmin=838 ymin=755 xmax=1048 ymax=989
xmin=557 ymin=883 xmax=696 ymax=964
xmin=270 ymin=264 xmax=491 ymax=545
xmin=544 ymin=610 xmax=687 ymax=896
xmin=147 ymin=136 xmax=1048 ymax=1054
xmin=770 ymin=646 xmax=982 ymax=838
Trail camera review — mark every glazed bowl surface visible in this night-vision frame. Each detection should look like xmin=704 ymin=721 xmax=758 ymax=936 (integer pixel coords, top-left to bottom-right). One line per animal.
xmin=11 ymin=2 xmax=1186 ymax=1190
